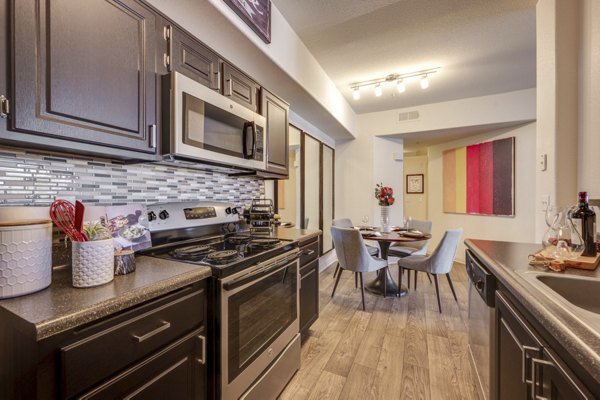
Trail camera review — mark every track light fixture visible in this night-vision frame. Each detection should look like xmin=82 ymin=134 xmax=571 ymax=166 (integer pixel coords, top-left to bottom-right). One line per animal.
xmin=420 ymin=74 xmax=429 ymax=89
xmin=374 ymin=84 xmax=383 ymax=97
xmin=350 ymin=67 xmax=439 ymax=100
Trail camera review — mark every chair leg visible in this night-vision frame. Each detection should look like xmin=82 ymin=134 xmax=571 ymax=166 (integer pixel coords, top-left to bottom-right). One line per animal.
xmin=433 ymin=274 xmax=442 ymax=313
xmin=446 ymin=273 xmax=458 ymax=302
xmin=414 ymin=271 xmax=418 ymax=290
xmin=426 ymin=273 xmax=432 ymax=283
xmin=355 ymin=272 xmax=358 ymax=288
xmin=359 ymin=272 xmax=366 ymax=311
xmin=333 ymin=262 xmax=339 ymax=279
xmin=407 ymin=270 xmax=411 ymax=289
xmin=332 ymin=268 xmax=343 ymax=298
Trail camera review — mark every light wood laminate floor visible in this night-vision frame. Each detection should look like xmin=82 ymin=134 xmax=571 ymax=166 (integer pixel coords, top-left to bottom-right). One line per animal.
xmin=280 ymin=261 xmax=482 ymax=400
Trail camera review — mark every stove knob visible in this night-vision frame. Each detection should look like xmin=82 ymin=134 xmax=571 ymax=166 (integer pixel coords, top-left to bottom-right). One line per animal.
xmin=159 ymin=210 xmax=170 ymax=220
xmin=475 ymin=280 xmax=485 ymax=291
xmin=232 ymin=207 xmax=239 ymax=214
xmin=147 ymin=211 xmax=157 ymax=222
xmin=225 ymin=207 xmax=232 ymax=215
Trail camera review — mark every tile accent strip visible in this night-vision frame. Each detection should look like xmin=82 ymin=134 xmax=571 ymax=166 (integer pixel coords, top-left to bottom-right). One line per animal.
xmin=0 ymin=147 xmax=264 ymax=207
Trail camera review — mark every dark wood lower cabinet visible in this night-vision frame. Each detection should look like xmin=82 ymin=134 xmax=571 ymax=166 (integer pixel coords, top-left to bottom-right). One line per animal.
xmin=0 ymin=281 xmax=207 ymax=400
xmin=80 ymin=328 xmax=206 ymax=400
xmin=299 ymin=236 xmax=319 ymax=338
xmin=495 ymin=290 xmax=593 ymax=399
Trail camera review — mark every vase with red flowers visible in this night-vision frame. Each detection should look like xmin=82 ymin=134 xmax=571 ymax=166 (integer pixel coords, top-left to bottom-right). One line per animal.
xmin=375 ymin=183 xmax=394 ymax=232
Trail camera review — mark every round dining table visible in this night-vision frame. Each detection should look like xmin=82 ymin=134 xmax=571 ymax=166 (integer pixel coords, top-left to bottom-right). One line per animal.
xmin=361 ymin=230 xmax=432 ymax=297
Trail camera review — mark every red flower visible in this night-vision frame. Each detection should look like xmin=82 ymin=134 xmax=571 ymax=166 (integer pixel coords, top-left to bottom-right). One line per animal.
xmin=374 ymin=183 xmax=395 ymax=206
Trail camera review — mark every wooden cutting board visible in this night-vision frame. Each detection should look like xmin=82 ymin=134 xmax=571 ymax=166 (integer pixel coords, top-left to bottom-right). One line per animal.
xmin=539 ymin=249 xmax=600 ymax=270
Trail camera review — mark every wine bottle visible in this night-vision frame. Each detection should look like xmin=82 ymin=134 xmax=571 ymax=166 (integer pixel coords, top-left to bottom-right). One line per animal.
xmin=571 ymin=191 xmax=597 ymax=257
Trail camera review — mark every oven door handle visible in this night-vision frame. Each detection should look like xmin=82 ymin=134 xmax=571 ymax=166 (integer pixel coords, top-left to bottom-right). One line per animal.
xmin=223 ymin=253 xmax=299 ymax=291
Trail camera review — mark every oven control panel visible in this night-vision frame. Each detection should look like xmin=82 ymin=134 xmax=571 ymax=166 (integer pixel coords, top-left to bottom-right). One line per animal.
xmin=184 ymin=207 xmax=217 ymax=220
xmin=147 ymin=201 xmax=240 ymax=232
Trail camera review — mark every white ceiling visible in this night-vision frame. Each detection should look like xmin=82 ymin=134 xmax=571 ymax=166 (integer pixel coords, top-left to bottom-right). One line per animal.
xmin=271 ymin=0 xmax=537 ymax=115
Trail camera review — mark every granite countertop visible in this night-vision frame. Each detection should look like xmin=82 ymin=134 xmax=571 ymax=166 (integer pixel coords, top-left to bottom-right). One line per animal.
xmin=0 ymin=256 xmax=212 ymax=341
xmin=465 ymin=239 xmax=600 ymax=384
xmin=272 ymin=227 xmax=322 ymax=243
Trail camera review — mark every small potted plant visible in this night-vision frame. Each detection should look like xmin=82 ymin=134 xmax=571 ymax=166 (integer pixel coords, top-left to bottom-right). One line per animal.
xmin=71 ymin=221 xmax=115 ymax=288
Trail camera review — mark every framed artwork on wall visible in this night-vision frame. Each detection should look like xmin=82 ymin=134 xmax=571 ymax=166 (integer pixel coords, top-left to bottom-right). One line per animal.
xmin=406 ymin=174 xmax=424 ymax=194
xmin=224 ymin=0 xmax=271 ymax=44
xmin=442 ymin=137 xmax=514 ymax=216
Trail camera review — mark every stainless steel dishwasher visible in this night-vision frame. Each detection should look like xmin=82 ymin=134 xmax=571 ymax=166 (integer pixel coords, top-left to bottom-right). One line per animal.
xmin=466 ymin=249 xmax=497 ymax=400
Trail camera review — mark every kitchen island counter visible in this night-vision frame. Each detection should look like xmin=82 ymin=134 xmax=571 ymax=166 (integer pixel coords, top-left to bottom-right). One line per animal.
xmin=0 ymin=256 xmax=211 ymax=341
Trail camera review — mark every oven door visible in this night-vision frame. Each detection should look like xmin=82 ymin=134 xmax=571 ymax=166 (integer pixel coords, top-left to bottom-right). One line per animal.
xmin=170 ymin=71 xmax=266 ymax=170
xmin=220 ymin=250 xmax=300 ymax=400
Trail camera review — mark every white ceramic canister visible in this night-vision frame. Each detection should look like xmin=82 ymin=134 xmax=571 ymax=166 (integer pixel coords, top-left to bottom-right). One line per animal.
xmin=72 ymin=239 xmax=115 ymax=288
xmin=0 ymin=219 xmax=53 ymax=299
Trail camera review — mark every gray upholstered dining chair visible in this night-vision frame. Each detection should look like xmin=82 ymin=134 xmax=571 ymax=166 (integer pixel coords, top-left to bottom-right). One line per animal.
xmin=331 ymin=218 xmax=380 ymax=283
xmin=331 ymin=226 xmax=388 ymax=310
xmin=397 ymin=228 xmax=463 ymax=313
xmin=388 ymin=219 xmax=432 ymax=288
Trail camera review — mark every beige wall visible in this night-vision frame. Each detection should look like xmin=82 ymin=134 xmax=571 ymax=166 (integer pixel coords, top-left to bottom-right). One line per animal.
xmin=403 ymin=155 xmax=428 ymax=221
xmin=427 ymin=123 xmax=537 ymax=262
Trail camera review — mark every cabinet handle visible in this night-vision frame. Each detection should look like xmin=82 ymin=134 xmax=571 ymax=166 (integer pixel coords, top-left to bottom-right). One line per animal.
xmin=132 ymin=321 xmax=171 ymax=343
xmin=302 ymin=249 xmax=315 ymax=256
xmin=211 ymin=66 xmax=221 ymax=91
xmin=0 ymin=95 xmax=9 ymax=118
xmin=225 ymin=78 xmax=233 ymax=97
xmin=522 ymin=345 xmax=539 ymax=384
xmin=196 ymin=334 xmax=206 ymax=365
xmin=531 ymin=357 xmax=553 ymax=400
xmin=149 ymin=124 xmax=157 ymax=149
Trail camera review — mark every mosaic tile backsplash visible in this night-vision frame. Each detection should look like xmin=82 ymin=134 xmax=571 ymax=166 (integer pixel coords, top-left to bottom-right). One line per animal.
xmin=0 ymin=146 xmax=265 ymax=207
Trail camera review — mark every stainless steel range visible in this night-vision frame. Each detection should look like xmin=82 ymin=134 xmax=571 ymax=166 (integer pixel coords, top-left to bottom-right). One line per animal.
xmin=142 ymin=202 xmax=301 ymax=400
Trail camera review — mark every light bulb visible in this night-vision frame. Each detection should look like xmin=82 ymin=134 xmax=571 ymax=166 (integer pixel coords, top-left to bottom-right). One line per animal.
xmin=374 ymin=84 xmax=383 ymax=97
xmin=420 ymin=75 xmax=429 ymax=89
xmin=396 ymin=79 xmax=406 ymax=93
xmin=352 ymin=87 xmax=360 ymax=100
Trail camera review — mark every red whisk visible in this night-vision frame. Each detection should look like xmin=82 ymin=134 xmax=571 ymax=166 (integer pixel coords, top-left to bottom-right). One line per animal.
xmin=50 ymin=200 xmax=87 ymax=242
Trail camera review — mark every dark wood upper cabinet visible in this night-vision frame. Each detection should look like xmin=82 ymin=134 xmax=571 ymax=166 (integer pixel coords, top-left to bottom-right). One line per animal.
xmin=262 ymin=89 xmax=289 ymax=176
xmin=161 ymin=23 xmax=220 ymax=91
xmin=0 ymin=0 xmax=7 ymax=131
xmin=222 ymin=62 xmax=260 ymax=112
xmin=9 ymin=0 xmax=158 ymax=159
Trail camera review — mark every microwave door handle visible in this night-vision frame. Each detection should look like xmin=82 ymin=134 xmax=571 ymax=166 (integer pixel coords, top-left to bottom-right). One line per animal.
xmin=242 ymin=122 xmax=256 ymax=159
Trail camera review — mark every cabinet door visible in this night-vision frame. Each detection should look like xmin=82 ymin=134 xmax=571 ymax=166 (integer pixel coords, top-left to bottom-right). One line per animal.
xmin=222 ymin=62 xmax=260 ymax=112
xmin=495 ymin=291 xmax=543 ymax=400
xmin=164 ymin=24 xmax=220 ymax=91
xmin=11 ymin=0 xmax=158 ymax=157
xmin=262 ymin=89 xmax=289 ymax=176
xmin=300 ymin=259 xmax=319 ymax=337
xmin=80 ymin=328 xmax=206 ymax=400
xmin=321 ymin=145 xmax=334 ymax=254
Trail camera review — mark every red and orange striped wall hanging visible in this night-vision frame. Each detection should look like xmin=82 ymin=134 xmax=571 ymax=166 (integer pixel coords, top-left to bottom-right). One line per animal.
xmin=443 ymin=137 xmax=514 ymax=216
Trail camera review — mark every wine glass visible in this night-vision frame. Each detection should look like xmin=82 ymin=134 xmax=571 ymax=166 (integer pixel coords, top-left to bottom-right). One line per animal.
xmin=361 ymin=214 xmax=369 ymax=228
xmin=406 ymin=216 xmax=412 ymax=230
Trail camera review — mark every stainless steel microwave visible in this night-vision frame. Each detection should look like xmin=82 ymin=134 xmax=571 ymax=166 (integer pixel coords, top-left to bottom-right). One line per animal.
xmin=162 ymin=71 xmax=266 ymax=171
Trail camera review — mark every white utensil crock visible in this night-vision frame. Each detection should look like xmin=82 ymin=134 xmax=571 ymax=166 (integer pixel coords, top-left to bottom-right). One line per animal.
xmin=0 ymin=220 xmax=52 ymax=299
xmin=72 ymin=239 xmax=114 ymax=288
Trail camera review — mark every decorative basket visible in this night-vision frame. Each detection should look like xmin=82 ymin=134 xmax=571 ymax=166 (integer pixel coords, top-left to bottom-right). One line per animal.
xmin=72 ymin=239 xmax=114 ymax=288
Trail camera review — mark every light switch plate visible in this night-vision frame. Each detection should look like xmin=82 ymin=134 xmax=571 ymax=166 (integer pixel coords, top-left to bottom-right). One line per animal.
xmin=539 ymin=154 xmax=547 ymax=171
